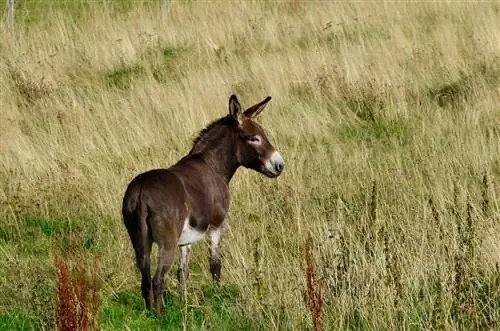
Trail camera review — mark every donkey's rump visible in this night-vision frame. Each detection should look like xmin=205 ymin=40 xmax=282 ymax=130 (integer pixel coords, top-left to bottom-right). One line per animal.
xmin=123 ymin=168 xmax=188 ymax=225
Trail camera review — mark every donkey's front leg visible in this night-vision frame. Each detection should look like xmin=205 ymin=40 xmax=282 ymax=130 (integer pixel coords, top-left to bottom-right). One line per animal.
xmin=208 ymin=224 xmax=225 ymax=286
xmin=177 ymin=244 xmax=191 ymax=300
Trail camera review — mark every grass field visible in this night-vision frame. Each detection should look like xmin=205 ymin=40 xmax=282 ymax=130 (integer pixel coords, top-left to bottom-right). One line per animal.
xmin=0 ymin=1 xmax=499 ymax=330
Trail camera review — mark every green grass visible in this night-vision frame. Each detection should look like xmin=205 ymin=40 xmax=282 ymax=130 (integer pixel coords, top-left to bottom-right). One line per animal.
xmin=102 ymin=44 xmax=181 ymax=89
xmin=97 ymin=285 xmax=251 ymax=330
xmin=104 ymin=65 xmax=146 ymax=89
xmin=13 ymin=0 xmax=139 ymax=26
xmin=337 ymin=119 xmax=414 ymax=146
xmin=0 ymin=310 xmax=38 ymax=331
xmin=0 ymin=216 xmax=103 ymax=256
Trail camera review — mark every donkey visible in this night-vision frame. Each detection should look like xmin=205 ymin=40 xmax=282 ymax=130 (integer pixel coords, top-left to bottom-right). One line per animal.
xmin=121 ymin=94 xmax=284 ymax=315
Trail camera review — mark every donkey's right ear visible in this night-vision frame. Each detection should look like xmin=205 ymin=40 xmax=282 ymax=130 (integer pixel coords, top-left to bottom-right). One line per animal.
xmin=229 ymin=94 xmax=242 ymax=123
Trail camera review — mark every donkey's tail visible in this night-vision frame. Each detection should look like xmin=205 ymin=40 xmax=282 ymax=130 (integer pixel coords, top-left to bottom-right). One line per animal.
xmin=122 ymin=180 xmax=151 ymax=245
xmin=122 ymin=179 xmax=154 ymax=310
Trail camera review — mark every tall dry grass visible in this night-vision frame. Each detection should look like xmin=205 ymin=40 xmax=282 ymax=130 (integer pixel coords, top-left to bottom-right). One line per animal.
xmin=0 ymin=1 xmax=499 ymax=329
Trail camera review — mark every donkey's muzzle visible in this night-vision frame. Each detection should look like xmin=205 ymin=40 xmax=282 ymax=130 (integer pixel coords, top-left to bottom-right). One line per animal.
xmin=263 ymin=151 xmax=284 ymax=178
xmin=274 ymin=159 xmax=284 ymax=173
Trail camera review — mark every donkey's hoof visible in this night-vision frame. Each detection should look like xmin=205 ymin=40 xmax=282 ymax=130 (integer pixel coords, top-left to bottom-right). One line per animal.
xmin=153 ymin=306 xmax=163 ymax=317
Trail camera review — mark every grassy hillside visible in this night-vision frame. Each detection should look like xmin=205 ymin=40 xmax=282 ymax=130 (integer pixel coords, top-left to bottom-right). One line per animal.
xmin=0 ymin=1 xmax=499 ymax=330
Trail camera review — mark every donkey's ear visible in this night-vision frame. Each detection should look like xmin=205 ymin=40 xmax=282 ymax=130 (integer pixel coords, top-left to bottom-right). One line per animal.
xmin=229 ymin=94 xmax=242 ymax=122
xmin=243 ymin=96 xmax=272 ymax=118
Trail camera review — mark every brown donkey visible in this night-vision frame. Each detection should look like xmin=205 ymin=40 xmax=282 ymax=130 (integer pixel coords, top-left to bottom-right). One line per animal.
xmin=122 ymin=94 xmax=284 ymax=315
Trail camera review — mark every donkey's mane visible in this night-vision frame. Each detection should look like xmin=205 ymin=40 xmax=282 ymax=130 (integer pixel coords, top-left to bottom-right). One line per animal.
xmin=189 ymin=115 xmax=237 ymax=155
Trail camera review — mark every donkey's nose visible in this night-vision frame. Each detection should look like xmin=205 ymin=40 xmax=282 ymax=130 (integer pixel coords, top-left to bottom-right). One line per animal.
xmin=271 ymin=151 xmax=284 ymax=176
xmin=274 ymin=160 xmax=284 ymax=173
xmin=264 ymin=151 xmax=284 ymax=177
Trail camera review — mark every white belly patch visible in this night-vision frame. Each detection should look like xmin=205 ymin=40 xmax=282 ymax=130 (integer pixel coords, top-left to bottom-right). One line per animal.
xmin=178 ymin=218 xmax=205 ymax=246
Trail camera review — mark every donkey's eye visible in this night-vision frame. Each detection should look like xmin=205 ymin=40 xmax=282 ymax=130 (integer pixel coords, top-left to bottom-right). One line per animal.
xmin=248 ymin=136 xmax=261 ymax=144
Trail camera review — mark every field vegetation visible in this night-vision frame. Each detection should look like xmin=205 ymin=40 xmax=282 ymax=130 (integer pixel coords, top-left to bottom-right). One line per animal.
xmin=0 ymin=1 xmax=499 ymax=330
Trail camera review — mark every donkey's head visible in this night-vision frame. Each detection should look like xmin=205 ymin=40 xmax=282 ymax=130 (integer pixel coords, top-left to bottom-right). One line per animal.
xmin=229 ymin=94 xmax=284 ymax=178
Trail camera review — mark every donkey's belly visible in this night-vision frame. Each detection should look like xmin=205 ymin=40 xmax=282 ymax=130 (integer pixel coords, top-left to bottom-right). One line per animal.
xmin=178 ymin=218 xmax=205 ymax=246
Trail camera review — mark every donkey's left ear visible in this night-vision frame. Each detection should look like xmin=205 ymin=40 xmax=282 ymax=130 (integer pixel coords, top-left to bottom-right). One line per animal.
xmin=229 ymin=94 xmax=243 ymax=123
xmin=243 ymin=96 xmax=272 ymax=118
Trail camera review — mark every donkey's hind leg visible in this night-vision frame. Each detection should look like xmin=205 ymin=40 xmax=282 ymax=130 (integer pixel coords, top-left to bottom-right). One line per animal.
xmin=125 ymin=219 xmax=153 ymax=311
xmin=152 ymin=241 xmax=176 ymax=316
xmin=137 ymin=237 xmax=153 ymax=311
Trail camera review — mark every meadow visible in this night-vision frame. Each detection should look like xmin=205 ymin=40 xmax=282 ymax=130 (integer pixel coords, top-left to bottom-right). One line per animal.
xmin=0 ymin=1 xmax=499 ymax=330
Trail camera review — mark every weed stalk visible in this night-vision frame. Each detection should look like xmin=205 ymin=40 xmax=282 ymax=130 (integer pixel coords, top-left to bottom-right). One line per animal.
xmin=304 ymin=235 xmax=324 ymax=331
xmin=55 ymin=255 xmax=100 ymax=331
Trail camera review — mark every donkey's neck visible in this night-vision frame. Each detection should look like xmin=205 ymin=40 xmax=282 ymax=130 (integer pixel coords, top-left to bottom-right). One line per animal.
xmin=198 ymin=143 xmax=239 ymax=182
xmin=188 ymin=124 xmax=239 ymax=182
